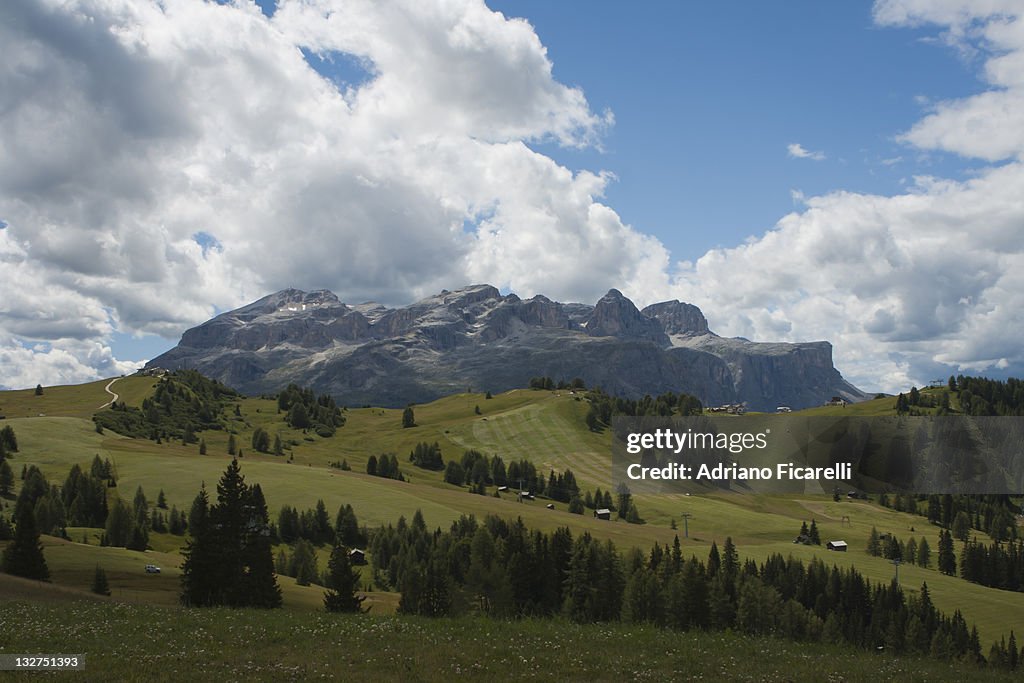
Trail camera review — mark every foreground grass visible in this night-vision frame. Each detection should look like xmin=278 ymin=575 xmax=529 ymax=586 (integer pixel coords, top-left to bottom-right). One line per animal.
xmin=0 ymin=601 xmax=1017 ymax=683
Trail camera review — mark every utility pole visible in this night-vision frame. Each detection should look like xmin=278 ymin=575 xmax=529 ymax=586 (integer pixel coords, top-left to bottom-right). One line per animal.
xmin=680 ymin=512 xmax=692 ymax=539
xmin=892 ymin=557 xmax=902 ymax=585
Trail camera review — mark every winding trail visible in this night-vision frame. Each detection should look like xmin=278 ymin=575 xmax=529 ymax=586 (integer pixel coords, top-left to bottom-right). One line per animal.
xmin=99 ymin=377 xmax=121 ymax=409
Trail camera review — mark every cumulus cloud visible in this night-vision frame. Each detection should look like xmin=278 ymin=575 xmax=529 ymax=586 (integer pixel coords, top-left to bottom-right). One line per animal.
xmin=2 ymin=0 xmax=1023 ymax=395
xmin=0 ymin=0 xmax=636 ymax=388
xmin=651 ymin=0 xmax=1024 ymax=392
xmin=787 ymin=143 xmax=826 ymax=161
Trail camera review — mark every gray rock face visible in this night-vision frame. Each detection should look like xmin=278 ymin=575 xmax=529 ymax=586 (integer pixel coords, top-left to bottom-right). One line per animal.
xmin=148 ymin=285 xmax=868 ymax=410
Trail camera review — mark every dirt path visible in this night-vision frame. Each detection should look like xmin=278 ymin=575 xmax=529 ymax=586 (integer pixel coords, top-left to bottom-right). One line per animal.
xmin=99 ymin=377 xmax=121 ymax=409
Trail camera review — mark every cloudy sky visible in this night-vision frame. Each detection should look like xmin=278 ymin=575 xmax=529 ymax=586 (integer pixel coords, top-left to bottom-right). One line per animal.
xmin=1 ymin=0 xmax=1022 ymax=393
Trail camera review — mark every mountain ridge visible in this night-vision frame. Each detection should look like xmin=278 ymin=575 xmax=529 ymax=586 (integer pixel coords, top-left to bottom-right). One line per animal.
xmin=148 ymin=284 xmax=868 ymax=410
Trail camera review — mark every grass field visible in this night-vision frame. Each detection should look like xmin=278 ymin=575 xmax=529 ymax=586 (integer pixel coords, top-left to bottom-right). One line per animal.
xmin=1 ymin=377 xmax=1022 ymax=651
xmin=0 ymin=600 xmax=1018 ymax=682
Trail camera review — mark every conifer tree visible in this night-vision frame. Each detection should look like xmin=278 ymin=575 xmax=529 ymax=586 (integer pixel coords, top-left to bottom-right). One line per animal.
xmin=402 ymin=406 xmax=416 ymax=429
xmin=0 ymin=425 xmax=17 ymax=452
xmin=938 ymin=530 xmax=957 ymax=576
xmin=180 ymin=462 xmax=280 ymax=608
xmin=324 ymin=541 xmax=368 ymax=613
xmin=916 ymin=536 xmax=931 ymax=568
xmin=227 ymin=433 xmax=237 ymax=456
xmin=104 ymin=499 xmax=133 ymax=547
xmin=808 ymin=519 xmax=821 ymax=545
xmin=867 ymin=527 xmax=881 ymax=556
xmin=2 ymin=505 xmax=50 ymax=581
xmin=0 ymin=459 xmax=14 ymax=497
xmin=91 ymin=564 xmax=111 ymax=596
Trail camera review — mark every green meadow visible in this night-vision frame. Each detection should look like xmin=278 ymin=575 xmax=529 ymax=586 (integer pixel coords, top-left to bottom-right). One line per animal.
xmin=1 ymin=378 xmax=1022 ymax=651
xmin=0 ymin=600 xmax=1018 ymax=683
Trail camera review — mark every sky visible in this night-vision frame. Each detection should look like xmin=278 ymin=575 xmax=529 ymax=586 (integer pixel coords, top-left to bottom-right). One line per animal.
xmin=1 ymin=0 xmax=1023 ymax=394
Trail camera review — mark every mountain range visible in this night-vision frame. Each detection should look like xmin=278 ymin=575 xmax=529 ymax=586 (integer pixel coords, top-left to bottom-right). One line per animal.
xmin=147 ymin=285 xmax=868 ymax=410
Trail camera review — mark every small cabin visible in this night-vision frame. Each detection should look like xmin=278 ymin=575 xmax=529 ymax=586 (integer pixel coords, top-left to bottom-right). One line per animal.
xmin=826 ymin=540 xmax=848 ymax=552
xmin=594 ymin=508 xmax=611 ymax=520
xmin=776 ymin=406 xmax=792 ymax=413
xmin=497 ymin=485 xmax=509 ymax=492
xmin=349 ymin=548 xmax=367 ymax=565
xmin=545 ymin=503 xmax=555 ymax=510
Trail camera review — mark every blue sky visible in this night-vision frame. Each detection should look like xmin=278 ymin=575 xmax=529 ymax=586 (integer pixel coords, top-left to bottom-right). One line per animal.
xmin=269 ymin=0 xmax=986 ymax=260
xmin=3 ymin=0 xmax=1023 ymax=393
xmin=488 ymin=1 xmax=984 ymax=260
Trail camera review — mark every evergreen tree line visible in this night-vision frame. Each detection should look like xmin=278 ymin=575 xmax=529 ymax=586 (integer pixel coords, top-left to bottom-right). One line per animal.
xmin=361 ymin=509 xmax=1020 ymax=668
xmin=866 ymin=527 xmax=933 ymax=569
xmin=276 ymin=500 xmax=364 ymax=548
xmin=585 ymin=388 xmax=703 ymax=431
xmin=92 ymin=370 xmax=238 ymax=441
xmin=949 ymin=374 xmax=1024 ymax=416
xmin=366 ymin=453 xmax=405 ymax=481
xmin=276 ymin=383 xmax=345 ymax=437
xmin=0 ymin=426 xmax=19 ymax=497
xmin=959 ymin=538 xmax=1024 ymax=592
xmin=528 ymin=376 xmax=586 ymax=391
xmin=878 ymin=493 xmax=1019 ymax=543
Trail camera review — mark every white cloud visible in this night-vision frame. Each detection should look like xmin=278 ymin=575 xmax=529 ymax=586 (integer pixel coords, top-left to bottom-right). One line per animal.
xmin=1 ymin=0 xmax=1023 ymax=396
xmin=0 ymin=0 xmax=643 ymax=388
xmin=787 ymin=143 xmax=826 ymax=161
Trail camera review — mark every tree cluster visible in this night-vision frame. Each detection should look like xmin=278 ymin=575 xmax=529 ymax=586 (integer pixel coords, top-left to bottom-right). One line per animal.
xmin=409 ymin=441 xmax=444 ymax=470
xmin=527 ymin=376 xmax=586 ymax=391
xmin=879 ymin=494 xmax=1019 ymax=543
xmin=959 ymin=538 xmax=1024 ymax=592
xmin=277 ymin=384 xmax=345 ymax=437
xmin=865 ymin=527 xmax=932 ymax=568
xmin=93 ymin=370 xmax=238 ymax=441
xmin=585 ymin=388 xmax=703 ymax=431
xmin=362 ymin=509 xmax=1003 ymax=665
xmin=180 ymin=460 xmax=281 ymax=608
xmin=366 ymin=453 xmax=404 ymax=481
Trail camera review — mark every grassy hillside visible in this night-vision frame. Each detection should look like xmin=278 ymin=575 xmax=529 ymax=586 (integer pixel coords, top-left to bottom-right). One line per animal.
xmin=0 ymin=600 xmax=1017 ymax=682
xmin=1 ymin=377 xmax=1022 ymax=650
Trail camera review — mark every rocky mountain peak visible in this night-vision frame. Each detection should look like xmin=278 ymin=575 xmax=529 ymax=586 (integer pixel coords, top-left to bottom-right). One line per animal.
xmin=641 ymin=300 xmax=710 ymax=336
xmin=584 ymin=289 xmax=668 ymax=345
xmin=150 ymin=284 xmax=867 ymax=411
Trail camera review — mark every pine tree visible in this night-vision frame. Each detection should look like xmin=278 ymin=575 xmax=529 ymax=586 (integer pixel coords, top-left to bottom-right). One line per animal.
xmin=104 ymin=499 xmax=133 ymax=547
xmin=938 ymin=530 xmax=957 ymax=576
xmin=273 ymin=434 xmax=284 ymax=456
xmin=157 ymin=489 xmax=168 ymax=509
xmin=0 ymin=425 xmax=17 ymax=452
xmin=2 ymin=505 xmax=50 ymax=580
xmin=867 ymin=527 xmax=881 ymax=556
xmin=324 ymin=541 xmax=368 ymax=613
xmin=241 ymin=483 xmax=282 ymax=608
xmin=808 ymin=519 xmax=821 ymax=545
xmin=180 ymin=486 xmax=217 ymax=606
xmin=91 ymin=564 xmax=111 ymax=596
xmin=402 ymin=406 xmax=416 ymax=429
xmin=0 ymin=459 xmax=14 ymax=497
xmin=227 ymin=433 xmax=237 ymax=456
xmin=180 ymin=462 xmax=280 ymax=608
xmin=34 ymin=384 xmax=43 ymax=396
xmin=916 ymin=537 xmax=931 ymax=568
